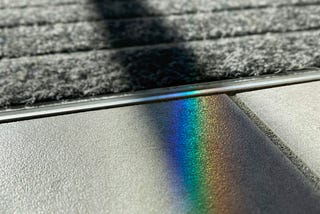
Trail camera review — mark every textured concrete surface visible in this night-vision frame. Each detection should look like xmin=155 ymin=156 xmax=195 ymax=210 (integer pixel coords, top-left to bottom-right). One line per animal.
xmin=0 ymin=95 xmax=319 ymax=213
xmin=1 ymin=0 xmax=320 ymax=107
xmin=237 ymin=81 xmax=320 ymax=177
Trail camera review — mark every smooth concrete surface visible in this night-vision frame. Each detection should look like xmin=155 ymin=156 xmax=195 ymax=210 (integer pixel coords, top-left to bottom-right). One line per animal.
xmin=237 ymin=81 xmax=320 ymax=177
xmin=0 ymin=95 xmax=320 ymax=213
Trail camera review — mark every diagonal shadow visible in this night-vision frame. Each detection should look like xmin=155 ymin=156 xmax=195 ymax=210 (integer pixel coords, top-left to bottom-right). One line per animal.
xmin=91 ymin=0 xmax=211 ymax=211
xmin=92 ymin=0 xmax=204 ymax=92
xmin=90 ymin=1 xmax=320 ymax=213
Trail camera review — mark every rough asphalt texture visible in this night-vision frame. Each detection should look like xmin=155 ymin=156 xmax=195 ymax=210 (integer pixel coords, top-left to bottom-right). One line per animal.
xmin=0 ymin=0 xmax=320 ymax=107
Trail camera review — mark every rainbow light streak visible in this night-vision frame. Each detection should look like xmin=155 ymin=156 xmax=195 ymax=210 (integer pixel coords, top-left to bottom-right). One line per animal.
xmin=162 ymin=96 xmax=244 ymax=213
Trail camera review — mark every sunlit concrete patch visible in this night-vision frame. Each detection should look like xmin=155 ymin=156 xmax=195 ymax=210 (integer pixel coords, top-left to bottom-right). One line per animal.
xmin=0 ymin=95 xmax=319 ymax=213
xmin=237 ymin=81 xmax=320 ymax=177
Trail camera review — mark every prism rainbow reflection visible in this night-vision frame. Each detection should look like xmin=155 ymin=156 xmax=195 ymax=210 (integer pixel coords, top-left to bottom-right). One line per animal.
xmin=156 ymin=96 xmax=246 ymax=213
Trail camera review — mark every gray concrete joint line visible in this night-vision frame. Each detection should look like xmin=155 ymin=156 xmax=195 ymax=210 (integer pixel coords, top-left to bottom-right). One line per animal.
xmin=229 ymin=95 xmax=320 ymax=191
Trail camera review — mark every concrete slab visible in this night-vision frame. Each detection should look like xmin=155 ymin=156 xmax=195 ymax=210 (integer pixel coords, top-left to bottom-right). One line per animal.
xmin=237 ymin=81 xmax=320 ymax=177
xmin=0 ymin=95 xmax=319 ymax=213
